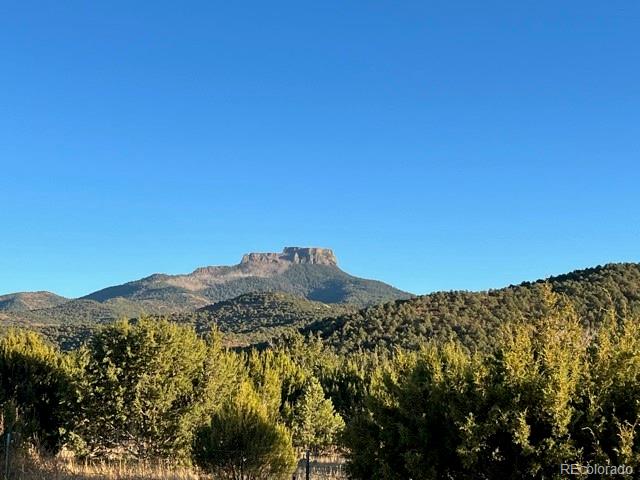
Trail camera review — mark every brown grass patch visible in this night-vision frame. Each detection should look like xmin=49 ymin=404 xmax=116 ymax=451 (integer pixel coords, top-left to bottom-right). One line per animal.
xmin=7 ymin=449 xmax=205 ymax=480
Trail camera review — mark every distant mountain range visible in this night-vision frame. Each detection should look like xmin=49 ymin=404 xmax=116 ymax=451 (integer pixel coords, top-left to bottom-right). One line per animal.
xmin=0 ymin=247 xmax=412 ymax=327
xmin=2 ymin=252 xmax=638 ymax=355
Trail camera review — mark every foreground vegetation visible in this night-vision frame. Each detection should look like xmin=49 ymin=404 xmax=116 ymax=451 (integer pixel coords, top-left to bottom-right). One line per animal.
xmin=0 ymin=318 xmax=345 ymax=479
xmin=1 ymin=284 xmax=640 ymax=478
xmin=7 ymin=450 xmax=200 ymax=480
xmin=345 ymin=291 xmax=640 ymax=479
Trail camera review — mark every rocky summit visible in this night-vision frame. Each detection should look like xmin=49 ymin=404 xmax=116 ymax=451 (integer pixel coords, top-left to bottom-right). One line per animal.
xmin=241 ymin=247 xmax=338 ymax=266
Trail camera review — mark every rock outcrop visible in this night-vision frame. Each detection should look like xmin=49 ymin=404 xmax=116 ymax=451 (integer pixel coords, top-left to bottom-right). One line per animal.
xmin=241 ymin=247 xmax=338 ymax=266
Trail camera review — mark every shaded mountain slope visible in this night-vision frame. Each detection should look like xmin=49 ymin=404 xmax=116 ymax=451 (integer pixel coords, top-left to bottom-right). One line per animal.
xmin=170 ymin=291 xmax=354 ymax=347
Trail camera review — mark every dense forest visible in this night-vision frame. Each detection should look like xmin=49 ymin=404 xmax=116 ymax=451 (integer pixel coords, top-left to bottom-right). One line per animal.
xmin=1 ymin=264 xmax=640 ymax=478
xmin=170 ymin=292 xmax=354 ymax=347
xmin=307 ymin=263 xmax=640 ymax=352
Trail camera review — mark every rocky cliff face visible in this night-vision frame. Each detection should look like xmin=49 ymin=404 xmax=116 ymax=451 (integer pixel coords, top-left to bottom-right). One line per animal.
xmin=241 ymin=247 xmax=338 ymax=266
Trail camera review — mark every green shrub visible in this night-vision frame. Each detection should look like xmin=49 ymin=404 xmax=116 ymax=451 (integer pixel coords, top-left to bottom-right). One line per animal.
xmin=193 ymin=383 xmax=297 ymax=480
xmin=76 ymin=317 xmax=240 ymax=460
xmin=0 ymin=329 xmax=76 ymax=452
xmin=345 ymin=292 xmax=640 ymax=479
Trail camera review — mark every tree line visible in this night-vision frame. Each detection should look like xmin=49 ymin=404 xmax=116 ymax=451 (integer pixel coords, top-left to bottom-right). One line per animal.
xmin=0 ymin=319 xmax=344 ymax=479
xmin=1 ymin=286 xmax=640 ymax=479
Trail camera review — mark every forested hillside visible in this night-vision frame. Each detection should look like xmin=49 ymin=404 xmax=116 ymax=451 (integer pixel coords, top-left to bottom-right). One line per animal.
xmin=307 ymin=263 xmax=640 ymax=352
xmin=170 ymin=292 xmax=354 ymax=347
xmin=4 ymin=263 xmax=640 ymax=355
xmin=0 ymin=291 xmax=68 ymax=312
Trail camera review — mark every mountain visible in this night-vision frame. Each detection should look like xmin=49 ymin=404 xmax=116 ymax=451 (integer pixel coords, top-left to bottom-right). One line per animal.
xmin=0 ymin=247 xmax=411 ymax=326
xmin=0 ymin=291 xmax=68 ymax=312
xmin=6 ymin=254 xmax=638 ymax=356
xmin=305 ymin=263 xmax=640 ymax=353
xmin=79 ymin=247 xmax=411 ymax=312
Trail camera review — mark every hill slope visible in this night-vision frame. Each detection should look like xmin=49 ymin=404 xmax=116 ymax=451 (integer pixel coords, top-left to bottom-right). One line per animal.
xmin=2 ymin=292 xmax=353 ymax=350
xmin=306 ymin=263 xmax=640 ymax=353
xmin=0 ymin=292 xmax=68 ymax=312
xmin=170 ymin=292 xmax=354 ymax=347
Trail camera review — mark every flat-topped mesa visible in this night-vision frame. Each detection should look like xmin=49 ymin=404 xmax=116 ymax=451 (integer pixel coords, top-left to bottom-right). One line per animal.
xmin=241 ymin=247 xmax=338 ymax=266
xmin=283 ymin=247 xmax=338 ymax=265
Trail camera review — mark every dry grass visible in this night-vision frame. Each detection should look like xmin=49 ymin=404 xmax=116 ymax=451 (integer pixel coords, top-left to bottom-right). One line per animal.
xmin=8 ymin=449 xmax=205 ymax=480
xmin=6 ymin=449 xmax=348 ymax=479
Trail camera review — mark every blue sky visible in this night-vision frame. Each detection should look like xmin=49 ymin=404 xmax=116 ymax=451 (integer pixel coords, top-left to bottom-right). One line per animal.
xmin=1 ymin=1 xmax=638 ymax=298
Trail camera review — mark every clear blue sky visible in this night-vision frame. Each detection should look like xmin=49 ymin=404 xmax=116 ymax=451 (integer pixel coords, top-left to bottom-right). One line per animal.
xmin=1 ymin=1 xmax=638 ymax=298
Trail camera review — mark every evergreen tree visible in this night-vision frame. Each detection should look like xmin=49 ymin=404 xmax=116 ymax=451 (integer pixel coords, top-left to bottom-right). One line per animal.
xmin=458 ymin=289 xmax=586 ymax=478
xmin=0 ymin=329 xmax=77 ymax=452
xmin=193 ymin=382 xmax=297 ymax=480
xmin=291 ymin=377 xmax=345 ymax=454
xmin=76 ymin=318 xmax=240 ymax=460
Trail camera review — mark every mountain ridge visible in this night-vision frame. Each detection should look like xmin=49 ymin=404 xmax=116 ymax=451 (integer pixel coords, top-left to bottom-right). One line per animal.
xmin=2 ymin=262 xmax=638 ymax=353
xmin=1 ymin=247 xmax=411 ymax=325
xmin=0 ymin=291 xmax=68 ymax=312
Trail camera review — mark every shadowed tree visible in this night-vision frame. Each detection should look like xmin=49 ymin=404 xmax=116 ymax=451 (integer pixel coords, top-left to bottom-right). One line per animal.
xmin=193 ymin=383 xmax=297 ymax=480
xmin=0 ymin=329 xmax=77 ymax=452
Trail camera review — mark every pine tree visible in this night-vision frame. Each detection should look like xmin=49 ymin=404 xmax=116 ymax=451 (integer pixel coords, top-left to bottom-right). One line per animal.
xmin=292 ymin=377 xmax=345 ymax=455
xmin=76 ymin=318 xmax=240 ymax=460
xmin=193 ymin=382 xmax=297 ymax=480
